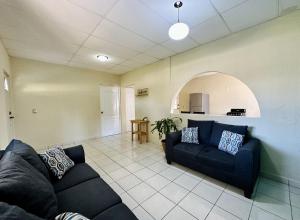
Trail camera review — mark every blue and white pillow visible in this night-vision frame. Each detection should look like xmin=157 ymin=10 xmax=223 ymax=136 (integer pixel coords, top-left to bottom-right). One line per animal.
xmin=40 ymin=147 xmax=74 ymax=179
xmin=181 ymin=127 xmax=199 ymax=144
xmin=218 ymin=130 xmax=244 ymax=155
xmin=55 ymin=212 xmax=90 ymax=220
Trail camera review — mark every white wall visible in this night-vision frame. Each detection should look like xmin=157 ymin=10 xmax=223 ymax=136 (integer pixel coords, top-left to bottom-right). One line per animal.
xmin=121 ymin=12 xmax=300 ymax=186
xmin=178 ymin=73 xmax=260 ymax=117
xmin=12 ymin=58 xmax=120 ymax=150
xmin=0 ymin=40 xmax=11 ymax=149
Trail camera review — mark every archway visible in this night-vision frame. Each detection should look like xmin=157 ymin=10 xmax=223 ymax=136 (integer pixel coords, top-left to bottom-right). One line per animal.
xmin=171 ymin=72 xmax=261 ymax=117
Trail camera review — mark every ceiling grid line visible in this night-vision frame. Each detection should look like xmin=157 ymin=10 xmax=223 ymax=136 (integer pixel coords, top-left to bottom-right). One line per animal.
xmin=0 ymin=0 xmax=299 ymax=74
xmin=208 ymin=0 xmax=232 ymax=33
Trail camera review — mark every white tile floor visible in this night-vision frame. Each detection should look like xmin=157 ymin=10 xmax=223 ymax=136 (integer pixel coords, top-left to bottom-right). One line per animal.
xmin=78 ymin=133 xmax=298 ymax=220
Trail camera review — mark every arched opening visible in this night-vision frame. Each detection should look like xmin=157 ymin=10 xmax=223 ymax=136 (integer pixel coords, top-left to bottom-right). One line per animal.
xmin=171 ymin=72 xmax=261 ymax=117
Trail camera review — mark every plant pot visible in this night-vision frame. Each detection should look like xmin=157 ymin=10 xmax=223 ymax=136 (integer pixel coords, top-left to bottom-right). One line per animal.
xmin=161 ymin=139 xmax=166 ymax=152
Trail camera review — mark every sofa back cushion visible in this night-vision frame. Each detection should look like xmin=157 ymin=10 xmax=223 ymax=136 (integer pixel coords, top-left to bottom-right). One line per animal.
xmin=209 ymin=122 xmax=248 ymax=147
xmin=187 ymin=120 xmax=214 ymax=144
xmin=0 ymin=151 xmax=58 ymax=219
xmin=0 ymin=202 xmax=44 ymax=220
xmin=6 ymin=139 xmax=50 ymax=180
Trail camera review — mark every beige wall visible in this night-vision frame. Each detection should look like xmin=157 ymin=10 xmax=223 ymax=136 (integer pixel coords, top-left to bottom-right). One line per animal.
xmin=178 ymin=73 xmax=260 ymax=117
xmin=121 ymin=11 xmax=300 ymax=186
xmin=12 ymin=58 xmax=120 ymax=149
xmin=0 ymin=40 xmax=11 ymax=149
xmin=121 ymin=59 xmax=171 ymax=138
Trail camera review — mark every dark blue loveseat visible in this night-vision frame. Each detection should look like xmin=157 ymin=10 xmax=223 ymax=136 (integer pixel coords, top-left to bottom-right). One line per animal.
xmin=166 ymin=120 xmax=261 ymax=198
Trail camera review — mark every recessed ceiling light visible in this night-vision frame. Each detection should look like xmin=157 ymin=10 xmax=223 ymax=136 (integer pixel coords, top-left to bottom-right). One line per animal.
xmin=168 ymin=1 xmax=189 ymax=41
xmin=97 ymin=55 xmax=109 ymax=62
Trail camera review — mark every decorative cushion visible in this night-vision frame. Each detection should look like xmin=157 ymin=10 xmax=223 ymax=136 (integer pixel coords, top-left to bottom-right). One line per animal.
xmin=0 ymin=151 xmax=58 ymax=219
xmin=55 ymin=212 xmax=90 ymax=220
xmin=5 ymin=139 xmax=50 ymax=180
xmin=210 ymin=122 xmax=248 ymax=147
xmin=41 ymin=147 xmax=75 ymax=179
xmin=181 ymin=127 xmax=199 ymax=144
xmin=218 ymin=130 xmax=244 ymax=155
xmin=0 ymin=202 xmax=44 ymax=220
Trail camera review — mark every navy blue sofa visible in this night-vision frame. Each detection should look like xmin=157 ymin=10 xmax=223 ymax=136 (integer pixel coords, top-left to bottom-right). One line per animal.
xmin=166 ymin=120 xmax=261 ymax=198
xmin=0 ymin=140 xmax=137 ymax=220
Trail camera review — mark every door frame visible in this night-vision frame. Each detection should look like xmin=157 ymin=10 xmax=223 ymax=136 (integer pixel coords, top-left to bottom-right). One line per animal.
xmin=125 ymin=85 xmax=135 ymax=132
xmin=99 ymin=85 xmax=121 ymax=137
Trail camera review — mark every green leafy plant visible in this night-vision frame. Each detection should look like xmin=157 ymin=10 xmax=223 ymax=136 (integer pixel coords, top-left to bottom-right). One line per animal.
xmin=151 ymin=117 xmax=182 ymax=140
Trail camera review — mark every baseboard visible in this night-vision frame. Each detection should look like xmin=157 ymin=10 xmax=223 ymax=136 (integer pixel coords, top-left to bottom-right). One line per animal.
xmin=260 ymin=171 xmax=300 ymax=188
xmin=36 ymin=136 xmax=102 ymax=153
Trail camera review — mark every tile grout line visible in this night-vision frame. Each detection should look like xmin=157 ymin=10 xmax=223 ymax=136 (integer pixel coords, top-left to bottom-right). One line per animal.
xmin=247 ymin=177 xmax=260 ymax=220
xmin=85 ymin=134 xmax=294 ymax=220
xmin=289 ymin=181 xmax=294 ymax=220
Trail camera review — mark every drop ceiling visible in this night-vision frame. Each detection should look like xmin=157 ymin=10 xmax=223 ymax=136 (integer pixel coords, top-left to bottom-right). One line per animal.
xmin=0 ymin=0 xmax=299 ymax=74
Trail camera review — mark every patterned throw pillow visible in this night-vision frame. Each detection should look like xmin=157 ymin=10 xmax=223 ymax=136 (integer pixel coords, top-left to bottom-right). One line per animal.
xmin=55 ymin=212 xmax=90 ymax=220
xmin=40 ymin=147 xmax=74 ymax=179
xmin=218 ymin=130 xmax=244 ymax=155
xmin=181 ymin=127 xmax=199 ymax=144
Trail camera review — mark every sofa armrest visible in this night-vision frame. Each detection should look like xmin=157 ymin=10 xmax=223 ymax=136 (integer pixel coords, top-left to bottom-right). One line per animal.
xmin=235 ymin=138 xmax=261 ymax=187
xmin=165 ymin=131 xmax=182 ymax=162
xmin=63 ymin=145 xmax=85 ymax=164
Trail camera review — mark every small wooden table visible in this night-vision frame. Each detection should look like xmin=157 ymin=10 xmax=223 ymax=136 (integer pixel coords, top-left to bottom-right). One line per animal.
xmin=130 ymin=119 xmax=149 ymax=144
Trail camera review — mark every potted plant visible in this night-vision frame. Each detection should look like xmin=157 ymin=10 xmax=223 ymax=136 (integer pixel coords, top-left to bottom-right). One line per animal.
xmin=151 ymin=117 xmax=182 ymax=152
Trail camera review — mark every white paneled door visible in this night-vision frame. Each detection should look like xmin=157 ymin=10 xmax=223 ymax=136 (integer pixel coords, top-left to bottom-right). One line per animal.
xmin=100 ymin=86 xmax=121 ymax=137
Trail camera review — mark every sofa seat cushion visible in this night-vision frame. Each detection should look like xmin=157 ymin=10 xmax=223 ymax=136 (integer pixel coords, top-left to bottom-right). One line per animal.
xmin=209 ymin=122 xmax=248 ymax=147
xmin=56 ymin=178 xmax=121 ymax=218
xmin=93 ymin=203 xmax=137 ymax=220
xmin=173 ymin=143 xmax=205 ymax=160
xmin=196 ymin=147 xmax=235 ymax=171
xmin=53 ymin=163 xmax=99 ymax=193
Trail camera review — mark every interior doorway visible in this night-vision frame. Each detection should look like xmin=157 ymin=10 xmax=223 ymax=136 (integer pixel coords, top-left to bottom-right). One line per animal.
xmin=125 ymin=87 xmax=135 ymax=132
xmin=2 ymin=71 xmax=14 ymax=145
xmin=99 ymin=86 xmax=121 ymax=137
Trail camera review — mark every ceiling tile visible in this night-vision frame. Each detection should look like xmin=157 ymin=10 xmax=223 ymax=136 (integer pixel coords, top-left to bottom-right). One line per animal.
xmin=84 ymin=36 xmax=140 ymax=59
xmin=140 ymin=0 xmax=217 ymax=27
xmin=210 ymin=0 xmax=247 ymax=13
xmin=120 ymin=59 xmax=145 ymax=69
xmin=144 ymin=45 xmax=175 ymax=59
xmin=131 ymin=53 xmax=159 ymax=65
xmin=75 ymin=47 xmax=126 ymax=65
xmin=3 ymin=38 xmax=78 ymax=56
xmin=0 ymin=22 xmax=88 ymax=47
xmin=5 ymin=0 xmax=103 ymax=33
xmin=222 ymin=0 xmax=279 ymax=32
xmin=107 ymin=65 xmax=133 ymax=74
xmin=8 ymin=49 xmax=70 ymax=65
xmin=68 ymin=61 xmax=113 ymax=72
xmin=190 ymin=15 xmax=230 ymax=44
xmin=279 ymin=0 xmax=300 ymax=15
xmin=107 ymin=0 xmax=170 ymax=43
xmin=162 ymin=37 xmax=198 ymax=53
xmin=68 ymin=0 xmax=118 ymax=16
xmin=93 ymin=19 xmax=155 ymax=52
xmin=0 ymin=4 xmax=24 ymax=28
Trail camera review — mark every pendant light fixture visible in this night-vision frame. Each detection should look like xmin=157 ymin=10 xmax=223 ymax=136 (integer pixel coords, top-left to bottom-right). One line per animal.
xmin=168 ymin=1 xmax=189 ymax=40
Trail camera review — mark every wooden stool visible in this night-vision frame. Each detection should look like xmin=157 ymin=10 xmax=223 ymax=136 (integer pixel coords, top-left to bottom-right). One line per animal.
xmin=130 ymin=119 xmax=149 ymax=144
